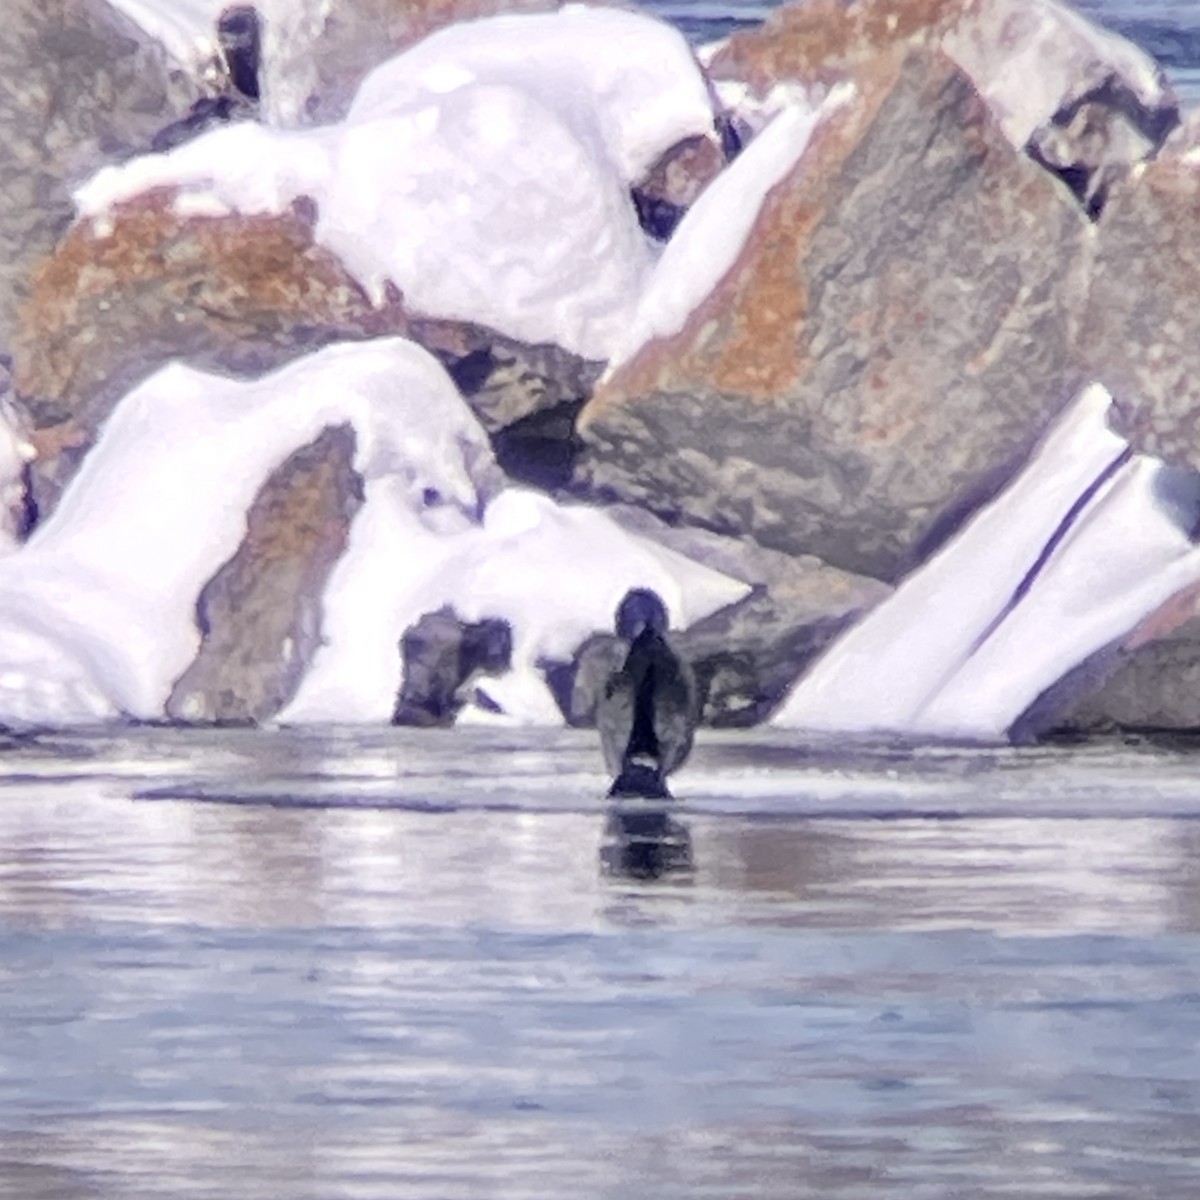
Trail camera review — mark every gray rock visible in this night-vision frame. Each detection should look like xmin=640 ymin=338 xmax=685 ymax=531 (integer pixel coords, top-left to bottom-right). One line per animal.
xmin=166 ymin=424 xmax=364 ymax=724
xmin=575 ymin=48 xmax=1089 ymax=584
xmin=391 ymin=607 xmax=513 ymax=726
xmin=411 ymin=318 xmax=604 ymax=491
xmin=1081 ymin=134 xmax=1200 ymax=469
xmin=0 ymin=0 xmax=208 ymax=351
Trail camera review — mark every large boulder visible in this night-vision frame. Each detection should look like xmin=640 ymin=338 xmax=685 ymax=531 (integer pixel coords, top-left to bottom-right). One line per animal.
xmin=166 ymin=423 xmax=365 ymax=724
xmin=0 ymin=0 xmax=209 ymax=351
xmin=11 ymin=197 xmax=405 ymax=519
xmin=575 ymin=47 xmax=1089 ymax=583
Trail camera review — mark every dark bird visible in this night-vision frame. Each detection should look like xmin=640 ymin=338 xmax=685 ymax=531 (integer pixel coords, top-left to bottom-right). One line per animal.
xmin=597 ymin=588 xmax=698 ymax=799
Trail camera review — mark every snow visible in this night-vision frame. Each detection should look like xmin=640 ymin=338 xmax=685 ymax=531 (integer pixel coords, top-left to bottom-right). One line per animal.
xmin=346 ymin=6 xmax=716 ymax=185
xmin=0 ymin=338 xmax=745 ymax=728
xmin=613 ymin=83 xmax=851 ymax=369
xmin=317 ymin=82 xmax=654 ymax=356
xmin=774 ymin=384 xmax=1200 ymax=740
xmin=77 ymin=6 xmax=719 ymax=361
xmin=0 ymin=339 xmax=498 ymax=726
xmin=281 ymin=486 xmax=750 ymax=725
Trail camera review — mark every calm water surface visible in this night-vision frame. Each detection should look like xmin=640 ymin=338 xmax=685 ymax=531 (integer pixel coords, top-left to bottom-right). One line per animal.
xmin=1 ymin=726 xmax=1200 ymax=1197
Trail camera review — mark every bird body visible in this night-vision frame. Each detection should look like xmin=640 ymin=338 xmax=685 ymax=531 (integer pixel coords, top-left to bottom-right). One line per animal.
xmin=597 ymin=589 xmax=697 ymax=798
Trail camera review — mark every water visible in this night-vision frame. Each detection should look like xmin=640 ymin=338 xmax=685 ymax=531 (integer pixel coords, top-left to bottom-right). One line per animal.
xmin=3 ymin=726 xmax=1200 ymax=1196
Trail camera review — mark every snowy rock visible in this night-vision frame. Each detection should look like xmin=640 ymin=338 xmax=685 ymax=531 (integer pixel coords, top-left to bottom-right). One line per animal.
xmin=166 ymin=423 xmax=365 ymax=724
xmin=70 ymin=8 xmax=714 ymax=364
xmin=0 ymin=0 xmax=209 ymax=352
xmin=391 ymin=607 xmax=513 ymax=726
xmin=0 ymin=339 xmax=501 ymax=727
xmin=12 ymin=198 xmax=404 ymax=520
xmin=342 ymin=7 xmax=716 ymax=186
xmin=707 ymin=0 xmax=1178 ymax=218
xmin=774 ymin=385 xmax=1200 ymax=742
xmin=258 ymin=0 xmax=565 ymax=127
xmin=576 ymin=48 xmax=1088 ymax=583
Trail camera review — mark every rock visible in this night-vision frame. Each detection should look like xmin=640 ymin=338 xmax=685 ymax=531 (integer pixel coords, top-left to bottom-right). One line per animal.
xmin=11 ymin=196 xmax=406 ymax=520
xmin=1014 ymin=582 xmax=1200 ymax=737
xmin=548 ymin=509 xmax=889 ymax=726
xmin=12 ymin=194 xmax=601 ymax=519
xmin=708 ymin=0 xmax=1178 ymax=218
xmin=1082 ymin=139 xmax=1200 ymax=469
xmin=411 ymin=318 xmax=604 ymax=490
xmin=943 ymin=0 xmax=1178 ymax=218
xmin=0 ymin=0 xmax=209 ymax=351
xmin=166 ymin=423 xmax=364 ymax=724
xmin=391 ymin=607 xmax=514 ymax=726
xmin=149 ymin=6 xmax=264 ymax=152
xmin=632 ymin=133 xmax=728 ymax=242
xmin=259 ymin=0 xmax=569 ymax=126
xmin=575 ymin=48 xmax=1089 ymax=583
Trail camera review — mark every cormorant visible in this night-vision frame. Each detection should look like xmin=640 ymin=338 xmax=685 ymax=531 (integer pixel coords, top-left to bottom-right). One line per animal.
xmin=596 ymin=588 xmax=697 ymax=799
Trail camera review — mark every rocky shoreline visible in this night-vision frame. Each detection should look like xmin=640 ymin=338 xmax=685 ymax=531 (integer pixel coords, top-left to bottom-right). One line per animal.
xmin=3 ymin=0 xmax=1200 ymax=738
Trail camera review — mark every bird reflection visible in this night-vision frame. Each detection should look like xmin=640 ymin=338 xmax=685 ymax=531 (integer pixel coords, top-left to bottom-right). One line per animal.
xmin=600 ymin=804 xmax=694 ymax=880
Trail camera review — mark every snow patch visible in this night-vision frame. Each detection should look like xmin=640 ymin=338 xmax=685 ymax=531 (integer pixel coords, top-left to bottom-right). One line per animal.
xmin=774 ymin=384 xmax=1200 ymax=740
xmin=346 ymin=6 xmax=716 ymax=184
xmin=0 ymin=339 xmax=497 ymax=725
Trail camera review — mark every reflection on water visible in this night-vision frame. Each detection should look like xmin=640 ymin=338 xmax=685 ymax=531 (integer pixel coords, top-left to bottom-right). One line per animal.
xmin=600 ymin=805 xmax=694 ymax=881
xmin=1 ymin=728 xmax=1200 ymax=1197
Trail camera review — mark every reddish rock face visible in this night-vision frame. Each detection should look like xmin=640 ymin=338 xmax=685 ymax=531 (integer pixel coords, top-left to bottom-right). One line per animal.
xmin=11 ymin=195 xmax=406 ymax=518
xmin=576 ymin=48 xmax=1089 ymax=583
xmin=709 ymin=0 xmax=954 ymax=91
xmin=167 ymin=424 xmax=365 ymax=725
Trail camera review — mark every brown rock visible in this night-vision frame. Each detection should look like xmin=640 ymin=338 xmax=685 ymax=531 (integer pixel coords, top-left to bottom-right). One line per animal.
xmin=12 ymin=192 xmax=603 ymax=517
xmin=0 ymin=0 xmax=209 ymax=349
xmin=576 ymin=48 xmax=1089 ymax=583
xmin=11 ymin=195 xmax=404 ymax=518
xmin=166 ymin=423 xmax=364 ymax=724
